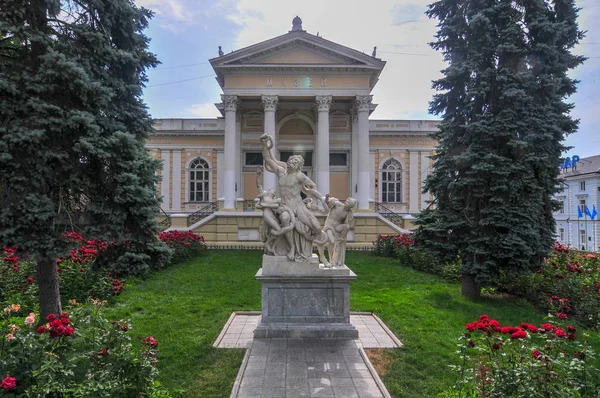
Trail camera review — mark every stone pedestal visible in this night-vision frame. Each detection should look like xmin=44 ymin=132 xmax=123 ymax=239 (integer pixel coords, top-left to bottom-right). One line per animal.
xmin=254 ymin=254 xmax=358 ymax=338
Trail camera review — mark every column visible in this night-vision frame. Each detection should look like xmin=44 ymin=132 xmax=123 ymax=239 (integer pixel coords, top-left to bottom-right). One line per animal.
xmin=355 ymin=95 xmax=372 ymax=210
xmin=351 ymin=104 xmax=358 ymax=197
xmin=171 ymin=149 xmax=182 ymax=211
xmin=409 ymin=151 xmax=419 ymax=213
xmin=160 ymin=150 xmax=171 ymax=211
xmin=262 ymin=95 xmax=278 ymax=191
xmin=222 ymin=94 xmax=239 ymax=209
xmin=315 ymin=95 xmax=332 ymax=195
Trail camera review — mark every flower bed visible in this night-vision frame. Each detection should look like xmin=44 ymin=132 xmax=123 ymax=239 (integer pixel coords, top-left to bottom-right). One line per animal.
xmin=443 ymin=314 xmax=598 ymax=397
xmin=0 ymin=301 xmax=169 ymax=396
xmin=498 ymin=242 xmax=600 ymax=329
xmin=158 ymin=230 xmax=206 ymax=264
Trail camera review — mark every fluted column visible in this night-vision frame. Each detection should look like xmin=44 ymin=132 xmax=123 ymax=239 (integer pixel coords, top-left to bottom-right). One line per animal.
xmin=222 ymin=94 xmax=239 ymax=209
xmin=315 ymin=95 xmax=333 ymax=195
xmin=355 ymin=95 xmax=372 ymax=210
xmin=262 ymin=95 xmax=278 ymax=191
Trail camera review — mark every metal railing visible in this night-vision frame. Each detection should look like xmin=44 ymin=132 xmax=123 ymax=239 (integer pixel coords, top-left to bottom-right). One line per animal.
xmin=187 ymin=201 xmax=219 ymax=226
xmin=158 ymin=207 xmax=171 ymax=231
xmin=374 ymin=202 xmax=404 ymax=227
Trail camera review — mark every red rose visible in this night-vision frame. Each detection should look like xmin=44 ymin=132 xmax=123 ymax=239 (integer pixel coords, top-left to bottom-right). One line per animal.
xmin=532 ymin=350 xmax=542 ymax=360
xmin=511 ymin=329 xmax=527 ymax=340
xmin=524 ymin=324 xmax=538 ymax=333
xmin=46 ymin=313 xmax=56 ymax=322
xmin=27 ymin=277 xmax=34 ymax=283
xmin=554 ymin=327 xmax=567 ymax=338
xmin=468 ymin=339 xmax=475 ymax=347
xmin=541 ymin=323 xmax=552 ymax=332
xmin=466 ymin=322 xmax=477 ymax=332
xmin=99 ymin=348 xmax=108 ymax=356
xmin=557 ymin=312 xmax=568 ymax=320
xmin=1 ymin=376 xmax=16 ymax=390
xmin=500 ymin=326 xmax=512 ymax=334
xmin=37 ymin=326 xmax=45 ymax=334
xmin=492 ymin=343 xmax=501 ymax=351
xmin=567 ymin=325 xmax=576 ymax=333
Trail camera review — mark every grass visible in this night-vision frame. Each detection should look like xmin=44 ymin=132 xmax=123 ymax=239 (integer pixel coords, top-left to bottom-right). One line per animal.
xmin=105 ymin=250 xmax=600 ymax=397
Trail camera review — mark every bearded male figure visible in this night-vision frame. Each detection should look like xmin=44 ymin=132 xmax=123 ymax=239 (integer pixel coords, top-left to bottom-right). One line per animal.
xmin=260 ymin=133 xmax=325 ymax=261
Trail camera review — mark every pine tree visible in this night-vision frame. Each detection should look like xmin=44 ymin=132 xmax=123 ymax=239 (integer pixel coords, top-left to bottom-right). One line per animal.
xmin=0 ymin=0 xmax=170 ymax=318
xmin=415 ymin=0 xmax=585 ymax=296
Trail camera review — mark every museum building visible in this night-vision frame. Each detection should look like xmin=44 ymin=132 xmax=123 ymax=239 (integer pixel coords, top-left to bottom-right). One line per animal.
xmin=149 ymin=17 xmax=438 ymax=246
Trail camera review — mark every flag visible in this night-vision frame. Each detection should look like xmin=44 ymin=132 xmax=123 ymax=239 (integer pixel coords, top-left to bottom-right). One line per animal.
xmin=586 ymin=205 xmax=592 ymax=218
xmin=577 ymin=206 xmax=583 ymax=218
xmin=592 ymin=205 xmax=598 ymax=220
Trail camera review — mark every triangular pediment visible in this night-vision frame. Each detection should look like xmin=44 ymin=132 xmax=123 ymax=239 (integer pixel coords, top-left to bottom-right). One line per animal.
xmin=256 ymin=48 xmax=339 ymax=64
xmin=210 ymin=31 xmax=384 ymax=69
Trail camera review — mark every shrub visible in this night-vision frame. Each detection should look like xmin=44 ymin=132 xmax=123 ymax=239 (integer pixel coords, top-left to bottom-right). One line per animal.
xmin=158 ymin=231 xmax=206 ymax=265
xmin=374 ymin=234 xmax=460 ymax=280
xmin=443 ymin=314 xmax=599 ymax=397
xmin=0 ymin=301 xmax=170 ymax=397
xmin=1 ymin=236 xmax=125 ymax=314
xmin=498 ymin=242 xmax=600 ymax=329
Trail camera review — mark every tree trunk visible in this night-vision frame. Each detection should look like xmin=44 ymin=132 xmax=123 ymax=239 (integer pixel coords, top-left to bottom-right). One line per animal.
xmin=461 ymin=275 xmax=481 ymax=298
xmin=37 ymin=254 xmax=62 ymax=321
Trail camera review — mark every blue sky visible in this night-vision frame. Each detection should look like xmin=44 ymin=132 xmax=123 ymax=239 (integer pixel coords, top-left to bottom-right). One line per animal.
xmin=136 ymin=0 xmax=600 ymax=159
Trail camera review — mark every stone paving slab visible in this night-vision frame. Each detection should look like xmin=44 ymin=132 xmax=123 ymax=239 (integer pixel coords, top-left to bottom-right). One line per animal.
xmin=216 ymin=313 xmax=401 ymax=398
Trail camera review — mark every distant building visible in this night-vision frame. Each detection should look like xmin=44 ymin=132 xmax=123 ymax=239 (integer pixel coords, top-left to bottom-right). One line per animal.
xmin=554 ymin=154 xmax=600 ymax=251
xmin=148 ymin=18 xmax=438 ymax=246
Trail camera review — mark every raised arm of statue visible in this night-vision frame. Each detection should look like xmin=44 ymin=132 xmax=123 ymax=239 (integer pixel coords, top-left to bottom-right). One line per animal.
xmin=260 ymin=134 xmax=286 ymax=175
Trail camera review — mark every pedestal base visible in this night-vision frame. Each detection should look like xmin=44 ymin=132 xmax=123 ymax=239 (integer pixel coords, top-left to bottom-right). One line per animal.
xmin=254 ymin=254 xmax=358 ymax=338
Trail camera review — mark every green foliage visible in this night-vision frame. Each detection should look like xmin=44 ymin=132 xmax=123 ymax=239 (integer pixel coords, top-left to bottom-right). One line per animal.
xmin=0 ymin=0 xmax=167 ymax=315
xmin=498 ymin=243 xmax=600 ymax=330
xmin=373 ymin=234 xmax=461 ymax=281
xmin=443 ymin=314 xmax=598 ymax=397
xmin=157 ymin=231 xmax=206 ymax=266
xmin=415 ymin=0 xmax=586 ymax=289
xmin=0 ymin=302 xmax=171 ymax=397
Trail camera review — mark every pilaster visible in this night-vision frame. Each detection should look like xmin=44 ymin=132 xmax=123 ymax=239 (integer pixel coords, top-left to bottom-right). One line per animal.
xmin=171 ymin=149 xmax=182 ymax=211
xmin=160 ymin=150 xmax=171 ymax=211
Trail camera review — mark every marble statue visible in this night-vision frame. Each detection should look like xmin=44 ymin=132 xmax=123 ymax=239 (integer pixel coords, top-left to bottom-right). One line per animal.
xmin=255 ymin=166 xmax=294 ymax=254
xmin=313 ymin=196 xmax=357 ymax=267
xmin=259 ymin=133 xmax=325 ymax=261
xmin=291 ymin=16 xmax=303 ymax=32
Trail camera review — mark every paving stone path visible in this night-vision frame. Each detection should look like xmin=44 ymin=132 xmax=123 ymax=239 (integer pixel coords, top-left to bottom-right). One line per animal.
xmin=216 ymin=313 xmax=401 ymax=398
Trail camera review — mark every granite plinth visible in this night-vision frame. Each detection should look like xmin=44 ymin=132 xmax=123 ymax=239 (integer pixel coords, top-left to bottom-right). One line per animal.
xmin=254 ymin=254 xmax=358 ymax=338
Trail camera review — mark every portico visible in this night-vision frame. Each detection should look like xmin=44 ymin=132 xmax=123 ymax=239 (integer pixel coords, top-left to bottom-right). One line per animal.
xmin=147 ymin=17 xmax=438 ymax=246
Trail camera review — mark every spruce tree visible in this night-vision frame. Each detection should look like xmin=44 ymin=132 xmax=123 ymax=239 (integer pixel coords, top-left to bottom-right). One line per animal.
xmin=415 ymin=0 xmax=585 ymax=296
xmin=0 ymin=0 xmax=169 ymax=318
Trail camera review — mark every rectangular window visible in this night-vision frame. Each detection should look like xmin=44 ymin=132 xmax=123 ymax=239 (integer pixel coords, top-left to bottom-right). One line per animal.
xmin=280 ymin=151 xmax=313 ymax=167
xmin=579 ymin=199 xmax=586 ymax=214
xmin=559 ymin=228 xmax=565 ymax=242
xmin=558 ymin=200 xmax=565 ymax=214
xmin=245 ymin=152 xmax=263 ymax=166
xmin=329 ymin=153 xmax=348 ymax=166
xmin=580 ymin=181 xmax=586 ymax=191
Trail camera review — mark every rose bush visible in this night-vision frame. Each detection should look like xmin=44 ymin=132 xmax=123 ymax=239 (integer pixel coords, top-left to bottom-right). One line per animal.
xmin=158 ymin=230 xmax=206 ymax=265
xmin=374 ymin=234 xmax=460 ymax=280
xmin=498 ymin=242 xmax=600 ymax=329
xmin=0 ymin=301 xmax=171 ymax=397
xmin=443 ymin=314 xmax=599 ymax=397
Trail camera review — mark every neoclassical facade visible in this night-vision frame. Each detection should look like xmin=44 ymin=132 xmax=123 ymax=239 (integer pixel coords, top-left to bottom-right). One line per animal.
xmin=148 ymin=19 xmax=438 ymax=246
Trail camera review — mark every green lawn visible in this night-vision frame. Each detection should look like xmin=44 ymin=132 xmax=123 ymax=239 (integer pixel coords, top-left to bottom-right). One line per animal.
xmin=106 ymin=250 xmax=600 ymax=397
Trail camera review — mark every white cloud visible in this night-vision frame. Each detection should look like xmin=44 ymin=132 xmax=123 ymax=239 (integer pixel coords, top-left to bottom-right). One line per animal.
xmin=187 ymin=102 xmax=222 ymax=118
xmin=134 ymin=0 xmax=194 ymax=25
xmin=227 ymin=0 xmax=443 ymax=119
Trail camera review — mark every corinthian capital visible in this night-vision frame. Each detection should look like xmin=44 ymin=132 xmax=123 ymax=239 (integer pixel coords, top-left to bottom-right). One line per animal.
xmin=354 ymin=95 xmax=373 ymax=112
xmin=261 ymin=95 xmax=279 ymax=112
xmin=221 ymin=95 xmax=239 ymax=112
xmin=315 ymin=95 xmax=333 ymax=112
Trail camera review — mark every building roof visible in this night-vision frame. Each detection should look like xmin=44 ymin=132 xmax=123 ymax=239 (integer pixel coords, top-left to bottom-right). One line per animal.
xmin=562 ymin=154 xmax=600 ymax=178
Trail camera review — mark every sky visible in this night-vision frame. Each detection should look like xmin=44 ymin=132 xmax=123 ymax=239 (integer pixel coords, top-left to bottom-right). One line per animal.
xmin=135 ymin=0 xmax=600 ymax=159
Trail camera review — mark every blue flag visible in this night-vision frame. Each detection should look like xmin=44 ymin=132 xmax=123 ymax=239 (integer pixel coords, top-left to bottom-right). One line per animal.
xmin=578 ymin=206 xmax=583 ymax=218
xmin=592 ymin=205 xmax=598 ymax=220
xmin=586 ymin=205 xmax=592 ymax=218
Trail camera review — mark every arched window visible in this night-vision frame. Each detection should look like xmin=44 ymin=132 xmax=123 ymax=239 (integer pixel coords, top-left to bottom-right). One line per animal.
xmin=381 ymin=159 xmax=403 ymax=203
xmin=189 ymin=158 xmax=210 ymax=202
